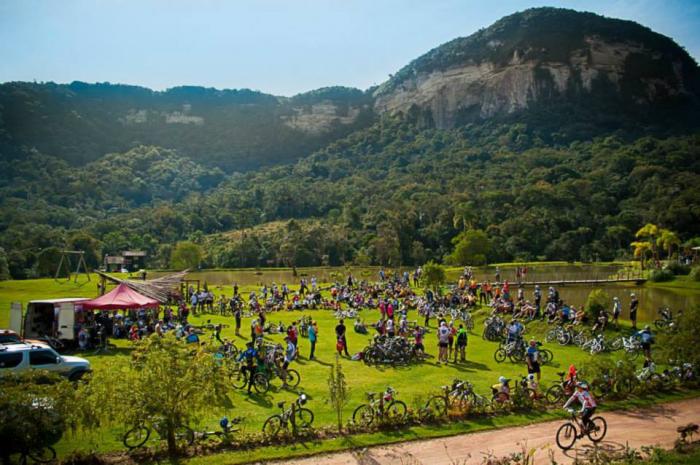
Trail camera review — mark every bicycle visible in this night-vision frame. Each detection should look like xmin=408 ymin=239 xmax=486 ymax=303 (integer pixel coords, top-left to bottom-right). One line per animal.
xmin=352 ymin=387 xmax=408 ymax=426
xmin=555 ymin=409 xmax=607 ymax=450
xmin=262 ymin=394 xmax=314 ymax=436
xmin=418 ymin=380 xmax=477 ymax=421
xmin=494 ymin=338 xmax=526 ymax=363
xmin=229 ymin=363 xmax=271 ymax=394
xmin=545 ymin=371 xmax=577 ymax=404
xmin=193 ymin=416 xmax=243 ymax=443
xmin=123 ymin=418 xmax=194 ymax=449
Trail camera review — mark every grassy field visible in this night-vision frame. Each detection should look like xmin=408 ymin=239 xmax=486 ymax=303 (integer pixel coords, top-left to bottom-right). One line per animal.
xmin=0 ymin=273 xmax=698 ymax=463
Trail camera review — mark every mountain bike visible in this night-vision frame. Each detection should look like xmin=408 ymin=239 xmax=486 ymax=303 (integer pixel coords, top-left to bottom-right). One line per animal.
xmin=352 ymin=387 xmax=408 ymax=426
xmin=418 ymin=380 xmax=477 ymax=421
xmin=262 ymin=394 xmax=314 ymax=436
xmin=123 ymin=418 xmax=194 ymax=449
xmin=545 ymin=371 xmax=577 ymax=404
xmin=494 ymin=338 xmax=526 ymax=363
xmin=556 ymin=409 xmax=607 ymax=450
xmin=229 ymin=363 xmax=270 ymax=393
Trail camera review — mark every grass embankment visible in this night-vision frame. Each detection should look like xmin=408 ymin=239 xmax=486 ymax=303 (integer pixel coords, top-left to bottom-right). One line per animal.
xmin=645 ymin=275 xmax=700 ymax=292
xmin=0 ymin=274 xmax=698 ymax=464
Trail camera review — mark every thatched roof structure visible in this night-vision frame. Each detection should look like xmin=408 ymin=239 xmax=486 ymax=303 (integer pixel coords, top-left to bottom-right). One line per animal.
xmin=96 ymin=270 xmax=188 ymax=303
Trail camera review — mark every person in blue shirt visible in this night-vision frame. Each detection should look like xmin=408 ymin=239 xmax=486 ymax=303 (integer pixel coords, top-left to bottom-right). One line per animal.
xmin=237 ymin=342 xmax=259 ymax=394
xmin=525 ymin=339 xmax=541 ymax=381
xmin=506 ymin=319 xmax=524 ymax=343
xmin=635 ymin=325 xmax=654 ymax=359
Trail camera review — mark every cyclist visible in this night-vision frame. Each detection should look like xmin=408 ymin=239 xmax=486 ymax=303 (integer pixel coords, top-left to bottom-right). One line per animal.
xmin=635 ymin=325 xmax=654 ymax=359
xmin=525 ymin=339 xmax=541 ymax=381
xmin=612 ymin=296 xmax=621 ymax=329
xmin=563 ymin=382 xmax=597 ymax=432
xmin=455 ymin=324 xmax=467 ymax=363
xmin=281 ymin=336 xmax=296 ymax=387
xmin=437 ymin=321 xmax=450 ymax=364
xmin=237 ymin=341 xmax=259 ymax=394
xmin=491 ymin=376 xmax=511 ymax=403
xmin=506 ymin=318 xmax=524 ymax=344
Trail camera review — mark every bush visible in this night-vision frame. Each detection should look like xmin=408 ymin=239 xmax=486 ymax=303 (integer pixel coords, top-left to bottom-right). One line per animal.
xmin=690 ymin=267 xmax=700 ymax=282
xmin=665 ymin=262 xmax=690 ymax=276
xmin=584 ymin=289 xmax=610 ymax=321
xmin=649 ymin=268 xmax=674 ymax=282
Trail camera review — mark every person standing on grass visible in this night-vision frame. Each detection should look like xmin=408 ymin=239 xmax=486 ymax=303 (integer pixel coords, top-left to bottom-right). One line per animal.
xmin=233 ymin=303 xmax=241 ymax=336
xmin=335 ymin=319 xmax=349 ymax=357
xmin=526 ymin=339 xmax=541 ymax=382
xmin=612 ymin=296 xmax=621 ymax=329
xmin=308 ymin=320 xmax=318 ymax=360
xmin=629 ymin=293 xmax=639 ymax=330
xmin=437 ymin=321 xmax=450 ymax=364
xmin=455 ymin=324 xmax=467 ymax=363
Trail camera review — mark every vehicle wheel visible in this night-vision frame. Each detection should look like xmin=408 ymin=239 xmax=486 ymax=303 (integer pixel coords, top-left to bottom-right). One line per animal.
xmin=286 ymin=369 xmax=301 ymax=388
xmin=420 ymin=396 xmax=447 ymax=421
xmin=174 ymin=424 xmax=194 ymax=447
xmin=230 ymin=369 xmax=248 ymax=389
xmin=68 ymin=370 xmax=87 ymax=382
xmin=123 ymin=425 xmax=150 ymax=449
xmin=556 ymin=423 xmax=577 ymax=450
xmin=28 ymin=446 xmax=56 ymax=463
xmin=253 ymin=373 xmax=270 ymax=393
xmin=586 ymin=416 xmax=607 ymax=442
xmin=557 ymin=332 xmax=571 ymax=346
xmin=494 ymin=348 xmax=507 ymax=363
xmin=386 ymin=400 xmax=408 ymax=422
xmin=295 ymin=407 xmax=315 ymax=428
xmin=509 ymin=350 xmax=525 ymax=363
xmin=540 ymin=349 xmax=554 ymax=365
xmin=545 ymin=385 xmax=564 ymax=405
xmin=262 ymin=415 xmax=283 ymax=436
xmin=353 ymin=404 xmax=374 ymax=427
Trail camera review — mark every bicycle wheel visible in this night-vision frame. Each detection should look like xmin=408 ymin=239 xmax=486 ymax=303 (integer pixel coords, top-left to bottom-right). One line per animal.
xmin=285 ymin=369 xmax=301 ymax=388
xmin=545 ymin=385 xmax=564 ymax=405
xmin=545 ymin=329 xmax=557 ymax=343
xmin=586 ymin=416 xmax=607 ymax=442
xmin=352 ymin=404 xmax=375 ymax=427
xmin=174 ymin=424 xmax=194 ymax=447
xmin=253 ymin=373 xmax=270 ymax=393
xmin=615 ymin=377 xmax=635 ymax=396
xmin=28 ymin=446 xmax=56 ymax=463
xmin=540 ymin=349 xmax=553 ymax=365
xmin=262 ymin=415 xmax=283 ymax=436
xmin=420 ymin=396 xmax=447 ymax=421
xmin=557 ymin=332 xmax=571 ymax=346
xmin=591 ymin=380 xmax=608 ymax=399
xmin=494 ymin=348 xmax=507 ymax=363
xmin=230 ymin=368 xmax=248 ymax=389
xmin=386 ymin=400 xmax=408 ymax=422
xmin=556 ymin=422 xmax=577 ymax=450
xmin=123 ymin=425 xmax=150 ymax=449
xmin=295 ymin=407 xmax=314 ymax=428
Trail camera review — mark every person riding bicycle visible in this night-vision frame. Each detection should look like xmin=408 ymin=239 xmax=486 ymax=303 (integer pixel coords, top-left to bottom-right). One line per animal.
xmin=237 ymin=342 xmax=259 ymax=394
xmin=563 ymin=382 xmax=597 ymax=432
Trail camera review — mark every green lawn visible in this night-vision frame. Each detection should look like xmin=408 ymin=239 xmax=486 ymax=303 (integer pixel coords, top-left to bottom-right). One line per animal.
xmin=0 ymin=274 xmax=698 ymax=463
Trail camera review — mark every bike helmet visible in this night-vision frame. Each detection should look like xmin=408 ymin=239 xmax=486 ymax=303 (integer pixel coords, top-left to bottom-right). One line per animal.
xmin=298 ymin=393 xmax=307 ymax=405
xmin=576 ymin=382 xmax=589 ymax=390
xmin=498 ymin=376 xmax=509 ymax=384
xmin=527 ymin=374 xmax=535 ymax=381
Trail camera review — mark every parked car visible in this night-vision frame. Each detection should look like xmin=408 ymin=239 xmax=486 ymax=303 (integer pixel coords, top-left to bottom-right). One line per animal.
xmin=0 ymin=343 xmax=91 ymax=381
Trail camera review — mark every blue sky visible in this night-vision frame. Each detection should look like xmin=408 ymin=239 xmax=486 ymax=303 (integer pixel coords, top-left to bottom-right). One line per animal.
xmin=1 ymin=0 xmax=699 ymax=96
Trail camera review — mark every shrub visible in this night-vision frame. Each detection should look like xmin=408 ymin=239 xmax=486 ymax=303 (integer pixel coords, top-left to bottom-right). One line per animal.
xmin=649 ymin=268 xmax=674 ymax=282
xmin=690 ymin=267 xmax=700 ymax=282
xmin=665 ymin=262 xmax=690 ymax=276
xmin=584 ymin=289 xmax=610 ymax=321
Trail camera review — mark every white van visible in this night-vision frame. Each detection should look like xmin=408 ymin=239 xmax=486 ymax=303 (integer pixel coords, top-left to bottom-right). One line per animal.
xmin=10 ymin=298 xmax=90 ymax=343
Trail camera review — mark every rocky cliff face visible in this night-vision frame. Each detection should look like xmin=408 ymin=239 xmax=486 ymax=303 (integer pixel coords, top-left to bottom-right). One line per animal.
xmin=373 ymin=8 xmax=699 ymax=128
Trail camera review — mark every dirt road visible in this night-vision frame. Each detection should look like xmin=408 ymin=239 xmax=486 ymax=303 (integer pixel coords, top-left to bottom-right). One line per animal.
xmin=268 ymin=398 xmax=700 ymax=465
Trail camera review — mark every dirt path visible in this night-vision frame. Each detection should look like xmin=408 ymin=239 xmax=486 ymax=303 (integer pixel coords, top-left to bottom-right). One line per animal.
xmin=267 ymin=398 xmax=700 ymax=465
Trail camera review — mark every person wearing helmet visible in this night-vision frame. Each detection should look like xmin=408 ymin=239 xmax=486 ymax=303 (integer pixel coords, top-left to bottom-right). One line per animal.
xmin=491 ymin=376 xmax=511 ymax=403
xmin=629 ymin=293 xmax=639 ymax=330
xmin=526 ymin=373 xmax=539 ymax=392
xmin=237 ymin=341 xmax=259 ymax=394
xmin=525 ymin=339 xmax=541 ymax=381
xmin=563 ymin=382 xmax=598 ymax=432
xmin=636 ymin=325 xmax=654 ymax=359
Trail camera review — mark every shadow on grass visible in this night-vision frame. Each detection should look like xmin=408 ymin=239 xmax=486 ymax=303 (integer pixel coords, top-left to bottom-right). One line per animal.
xmin=242 ymin=393 xmax=273 ymax=409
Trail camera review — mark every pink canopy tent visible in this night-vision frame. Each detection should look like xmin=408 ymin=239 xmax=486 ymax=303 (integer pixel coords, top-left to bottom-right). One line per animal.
xmin=82 ymin=283 xmax=159 ymax=310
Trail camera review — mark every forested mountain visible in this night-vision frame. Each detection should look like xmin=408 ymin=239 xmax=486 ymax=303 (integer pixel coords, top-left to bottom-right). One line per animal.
xmin=1 ymin=7 xmax=699 ymax=278
xmin=0 ymin=83 xmax=374 ymax=171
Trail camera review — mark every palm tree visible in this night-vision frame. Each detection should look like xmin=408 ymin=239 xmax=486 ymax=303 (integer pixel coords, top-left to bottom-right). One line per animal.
xmin=635 ymin=223 xmax=660 ymax=261
xmin=630 ymin=241 xmax=652 ymax=270
xmin=657 ymin=229 xmax=680 ymax=261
